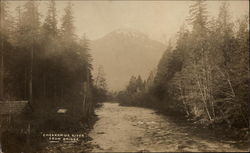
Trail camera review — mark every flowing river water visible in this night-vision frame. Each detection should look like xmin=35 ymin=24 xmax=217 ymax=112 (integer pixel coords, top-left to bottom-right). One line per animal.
xmin=41 ymin=102 xmax=248 ymax=152
xmin=89 ymin=102 xmax=248 ymax=152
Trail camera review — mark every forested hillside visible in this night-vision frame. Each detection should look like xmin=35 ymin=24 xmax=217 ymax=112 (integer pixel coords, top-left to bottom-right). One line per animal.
xmin=118 ymin=1 xmax=249 ymax=139
xmin=0 ymin=0 xmax=107 ymax=124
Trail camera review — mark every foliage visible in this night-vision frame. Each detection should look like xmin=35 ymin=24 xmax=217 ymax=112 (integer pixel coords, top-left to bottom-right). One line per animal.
xmin=92 ymin=65 xmax=108 ymax=102
xmin=118 ymin=1 xmax=249 ymax=137
xmin=0 ymin=1 xmax=98 ymax=125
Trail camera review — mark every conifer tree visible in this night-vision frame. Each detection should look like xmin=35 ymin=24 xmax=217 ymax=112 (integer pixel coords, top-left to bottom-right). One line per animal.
xmin=61 ymin=2 xmax=75 ymax=43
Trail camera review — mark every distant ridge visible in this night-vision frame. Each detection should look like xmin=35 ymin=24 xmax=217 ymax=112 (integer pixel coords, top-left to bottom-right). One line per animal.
xmin=90 ymin=29 xmax=166 ymax=91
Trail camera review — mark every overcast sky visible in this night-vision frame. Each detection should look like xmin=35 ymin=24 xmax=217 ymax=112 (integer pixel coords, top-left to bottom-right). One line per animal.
xmin=9 ymin=0 xmax=249 ymax=43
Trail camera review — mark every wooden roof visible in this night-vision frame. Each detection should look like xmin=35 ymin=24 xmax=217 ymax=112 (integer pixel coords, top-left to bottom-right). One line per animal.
xmin=57 ymin=108 xmax=68 ymax=114
xmin=0 ymin=101 xmax=28 ymax=115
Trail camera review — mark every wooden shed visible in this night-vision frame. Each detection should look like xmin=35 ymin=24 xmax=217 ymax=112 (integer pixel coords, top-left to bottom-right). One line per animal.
xmin=0 ymin=100 xmax=30 ymax=136
xmin=0 ymin=101 xmax=29 ymax=115
xmin=0 ymin=101 xmax=32 ymax=153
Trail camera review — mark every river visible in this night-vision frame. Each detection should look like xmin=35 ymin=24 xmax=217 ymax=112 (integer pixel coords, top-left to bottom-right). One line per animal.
xmin=89 ymin=102 xmax=247 ymax=152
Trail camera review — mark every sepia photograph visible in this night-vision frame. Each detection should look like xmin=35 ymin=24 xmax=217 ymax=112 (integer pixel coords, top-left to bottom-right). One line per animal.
xmin=0 ymin=0 xmax=249 ymax=152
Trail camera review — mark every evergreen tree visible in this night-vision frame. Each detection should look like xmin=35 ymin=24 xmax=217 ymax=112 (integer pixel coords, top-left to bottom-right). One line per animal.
xmin=43 ymin=0 xmax=57 ymax=37
xmin=61 ymin=2 xmax=75 ymax=43
xmin=95 ymin=65 xmax=107 ymax=90
xmin=216 ymin=2 xmax=234 ymax=67
xmin=127 ymin=76 xmax=137 ymax=94
xmin=93 ymin=65 xmax=108 ymax=102
xmin=188 ymin=0 xmax=208 ymax=34
xmin=136 ymin=75 xmax=144 ymax=92
xmin=23 ymin=0 xmax=40 ymax=104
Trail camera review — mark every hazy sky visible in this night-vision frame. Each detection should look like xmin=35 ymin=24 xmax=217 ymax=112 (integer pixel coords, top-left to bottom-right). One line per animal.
xmin=9 ymin=0 xmax=249 ymax=43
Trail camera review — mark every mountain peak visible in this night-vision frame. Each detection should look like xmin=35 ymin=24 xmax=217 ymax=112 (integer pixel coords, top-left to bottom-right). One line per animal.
xmin=107 ymin=28 xmax=148 ymax=40
xmin=91 ymin=29 xmax=166 ymax=91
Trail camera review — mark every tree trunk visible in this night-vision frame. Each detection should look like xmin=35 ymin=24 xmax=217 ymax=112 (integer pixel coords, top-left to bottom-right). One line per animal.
xmin=0 ymin=2 xmax=4 ymax=100
xmin=0 ymin=39 xmax=4 ymax=100
xmin=178 ymin=83 xmax=189 ymax=116
xmin=43 ymin=74 xmax=46 ymax=98
xmin=60 ymin=86 xmax=63 ymax=103
xmin=197 ymin=79 xmax=212 ymax=121
xmin=54 ymin=83 xmax=57 ymax=103
xmin=29 ymin=45 xmax=33 ymax=105
xmin=24 ymin=66 xmax=27 ymax=99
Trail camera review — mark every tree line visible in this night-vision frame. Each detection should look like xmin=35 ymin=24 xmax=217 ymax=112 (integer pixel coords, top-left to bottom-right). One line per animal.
xmin=118 ymin=1 xmax=249 ymax=139
xmin=0 ymin=0 xmax=107 ymax=123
